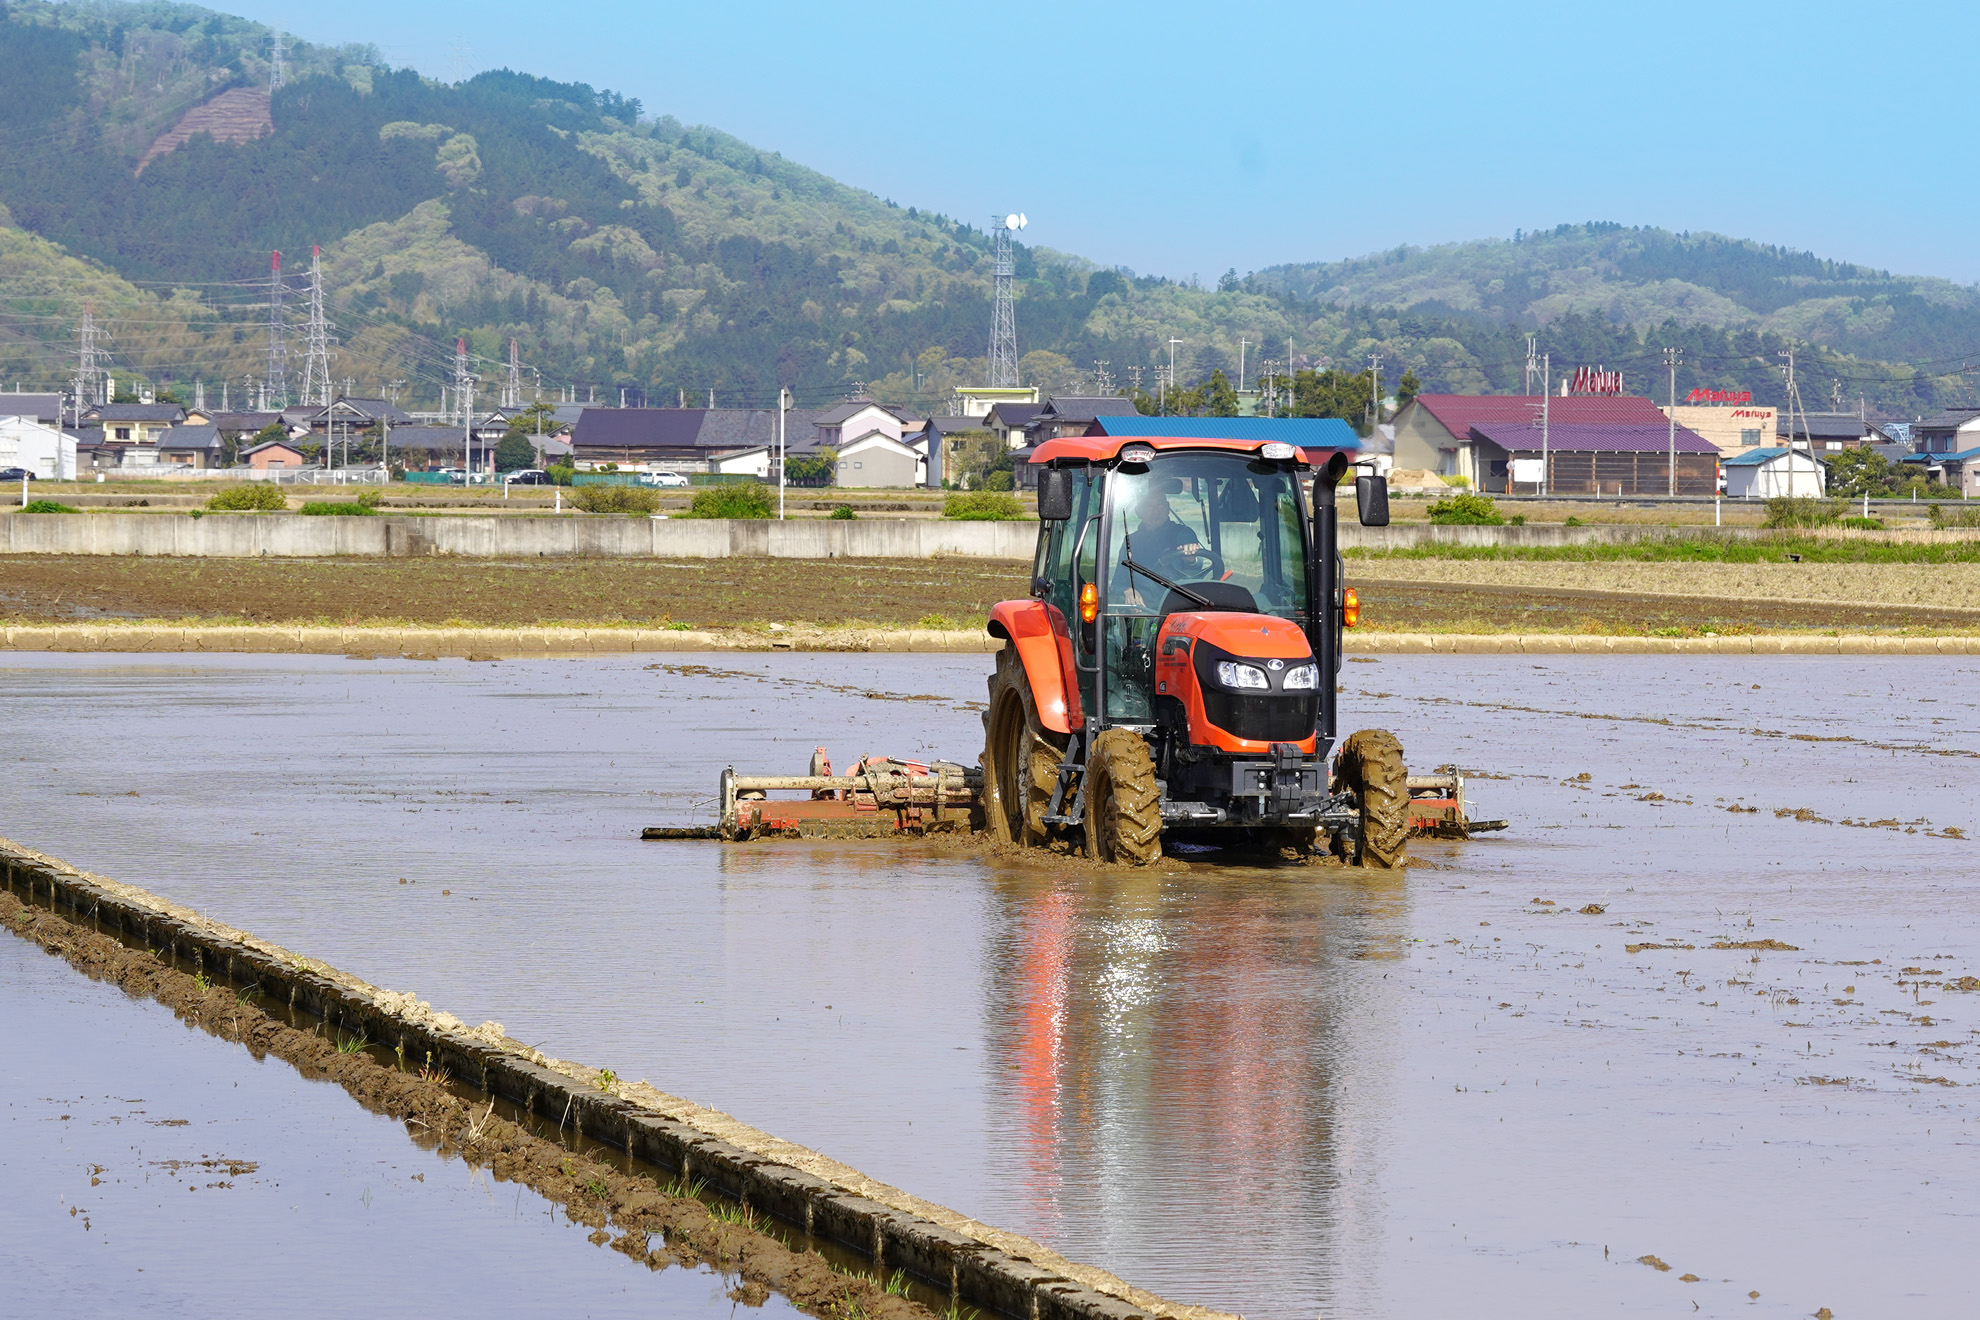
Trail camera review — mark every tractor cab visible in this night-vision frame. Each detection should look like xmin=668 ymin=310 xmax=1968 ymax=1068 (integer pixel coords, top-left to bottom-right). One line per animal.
xmin=983 ymin=429 xmax=1406 ymax=865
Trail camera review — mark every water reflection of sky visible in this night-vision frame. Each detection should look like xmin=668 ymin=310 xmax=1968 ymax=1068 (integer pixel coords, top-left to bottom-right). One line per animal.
xmin=1 ymin=652 xmax=1975 ymax=1319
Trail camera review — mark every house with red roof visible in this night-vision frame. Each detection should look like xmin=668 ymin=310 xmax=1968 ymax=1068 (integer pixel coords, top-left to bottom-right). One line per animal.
xmin=1392 ymin=393 xmax=1686 ymax=490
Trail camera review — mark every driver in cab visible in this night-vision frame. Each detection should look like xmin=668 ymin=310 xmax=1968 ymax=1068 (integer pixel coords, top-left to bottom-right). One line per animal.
xmin=1120 ymin=479 xmax=1203 ymax=608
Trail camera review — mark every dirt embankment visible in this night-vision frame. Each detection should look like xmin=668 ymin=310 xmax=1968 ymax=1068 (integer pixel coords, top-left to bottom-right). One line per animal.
xmin=0 ymin=889 xmax=930 ymax=1320
xmin=0 ymin=555 xmax=1031 ymax=629
xmin=1348 ymin=559 xmax=1980 ymax=610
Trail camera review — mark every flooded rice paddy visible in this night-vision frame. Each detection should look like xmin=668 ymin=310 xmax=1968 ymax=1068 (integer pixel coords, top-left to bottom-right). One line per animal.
xmin=0 ymin=916 xmax=803 ymax=1318
xmin=2 ymin=651 xmax=1977 ymax=1319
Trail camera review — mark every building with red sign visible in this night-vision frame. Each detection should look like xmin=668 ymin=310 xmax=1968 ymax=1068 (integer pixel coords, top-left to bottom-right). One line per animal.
xmin=1662 ymin=403 xmax=1779 ymax=457
xmin=1391 ymin=392 xmax=1689 ymax=488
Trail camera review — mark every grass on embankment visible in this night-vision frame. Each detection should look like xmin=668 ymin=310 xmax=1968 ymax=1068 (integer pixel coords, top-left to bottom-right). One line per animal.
xmin=1350 ymin=534 xmax=1980 ymax=565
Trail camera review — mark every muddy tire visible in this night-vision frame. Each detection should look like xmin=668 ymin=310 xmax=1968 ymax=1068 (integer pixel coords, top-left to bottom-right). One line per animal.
xmin=981 ymin=645 xmax=1066 ymax=845
xmin=1333 ymin=729 xmax=1408 ymax=868
xmin=1083 ymin=728 xmax=1164 ymax=865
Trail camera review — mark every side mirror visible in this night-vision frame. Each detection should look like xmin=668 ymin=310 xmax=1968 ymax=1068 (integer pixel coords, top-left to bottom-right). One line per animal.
xmin=1355 ymin=474 xmax=1390 ymax=527
xmin=1037 ymin=466 xmax=1074 ymax=520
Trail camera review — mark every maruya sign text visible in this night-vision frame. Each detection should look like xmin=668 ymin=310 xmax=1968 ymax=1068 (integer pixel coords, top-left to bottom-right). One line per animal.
xmin=1684 ymin=387 xmax=1754 ymax=404
xmin=1569 ymin=366 xmax=1624 ymax=395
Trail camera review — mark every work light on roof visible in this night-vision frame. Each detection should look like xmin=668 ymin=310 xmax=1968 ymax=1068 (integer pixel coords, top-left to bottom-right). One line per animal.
xmin=1259 ymin=441 xmax=1295 ymax=460
xmin=1119 ymin=444 xmax=1155 ymax=464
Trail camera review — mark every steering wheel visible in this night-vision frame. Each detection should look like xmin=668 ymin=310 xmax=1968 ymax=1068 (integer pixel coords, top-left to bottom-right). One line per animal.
xmin=1171 ymin=545 xmax=1224 ymax=581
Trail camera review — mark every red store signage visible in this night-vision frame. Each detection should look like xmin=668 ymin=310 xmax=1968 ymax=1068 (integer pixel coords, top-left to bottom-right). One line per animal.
xmin=1684 ymin=387 xmax=1754 ymax=404
xmin=1570 ymin=366 xmax=1624 ymax=395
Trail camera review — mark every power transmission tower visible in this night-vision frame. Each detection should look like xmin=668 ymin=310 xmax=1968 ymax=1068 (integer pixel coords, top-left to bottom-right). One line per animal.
xmin=73 ymin=299 xmax=107 ymax=419
xmin=1524 ymin=335 xmax=1540 ymax=395
xmin=1091 ymin=359 xmax=1112 ymax=393
xmin=269 ymin=32 xmax=286 ymax=91
xmin=300 ymin=246 xmax=333 ymax=408
xmin=987 ymin=213 xmax=1025 ymax=387
xmin=503 ymin=338 xmax=521 ymax=408
xmin=265 ymin=251 xmax=288 ymax=408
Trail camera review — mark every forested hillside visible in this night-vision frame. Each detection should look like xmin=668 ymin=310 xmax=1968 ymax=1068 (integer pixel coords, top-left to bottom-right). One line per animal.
xmin=0 ymin=3 xmax=1973 ymax=420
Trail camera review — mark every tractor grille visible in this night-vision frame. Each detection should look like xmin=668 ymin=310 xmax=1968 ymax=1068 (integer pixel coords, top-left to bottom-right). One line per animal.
xmin=1201 ymin=690 xmax=1317 ymax=743
xmin=1191 ymin=637 xmax=1318 ymax=744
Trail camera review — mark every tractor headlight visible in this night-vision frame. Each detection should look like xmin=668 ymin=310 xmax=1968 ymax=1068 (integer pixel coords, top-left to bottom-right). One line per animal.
xmin=1216 ymin=661 xmax=1270 ymax=690
xmin=1283 ymin=663 xmax=1318 ymax=690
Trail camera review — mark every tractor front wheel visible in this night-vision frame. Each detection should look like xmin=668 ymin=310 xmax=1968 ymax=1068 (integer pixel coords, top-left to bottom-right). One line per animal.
xmin=981 ymin=645 xmax=1065 ymax=846
xmin=1333 ymin=729 xmax=1409 ymax=868
xmin=1083 ymin=728 xmax=1164 ymax=865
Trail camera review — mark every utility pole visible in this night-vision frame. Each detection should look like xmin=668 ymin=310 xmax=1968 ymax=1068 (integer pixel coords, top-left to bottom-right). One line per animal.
xmin=504 ymin=338 xmax=521 ymax=409
xmin=1541 ymin=353 xmax=1551 ymax=496
xmin=1238 ymin=339 xmax=1251 ymax=394
xmin=455 ymin=338 xmax=476 ymax=473
xmin=301 ymin=245 xmax=332 ymax=409
xmin=1524 ymin=335 xmax=1539 ymax=396
xmin=1778 ymin=349 xmax=1817 ymax=459
xmin=265 ymin=251 xmax=288 ymax=408
xmin=1664 ymin=345 xmax=1681 ymax=496
xmin=1367 ymin=353 xmax=1381 ymax=428
xmin=1261 ymin=359 xmax=1280 ymax=417
xmin=1167 ymin=338 xmax=1182 ymax=415
xmin=777 ymin=386 xmax=790 ymax=521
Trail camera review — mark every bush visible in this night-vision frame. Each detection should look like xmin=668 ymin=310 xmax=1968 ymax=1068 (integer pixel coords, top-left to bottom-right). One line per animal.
xmin=1927 ymin=503 xmax=1980 ymax=529
xmin=546 ymin=464 xmax=575 ymax=486
xmin=19 ymin=499 xmax=79 ymax=513
xmin=828 ymin=504 xmax=858 ymax=520
xmin=1564 ymin=515 xmax=1585 ymax=527
xmin=1426 ymin=492 xmax=1505 ymax=525
xmin=299 ymin=500 xmax=378 ymax=516
xmin=1442 ymin=474 xmax=1471 ymax=489
xmin=943 ymin=491 xmax=1026 ymax=521
xmin=686 ymin=481 xmax=773 ymax=519
xmin=1507 ymin=514 xmax=1527 ymax=526
xmin=1838 ymin=515 xmax=1886 ymax=531
xmin=1762 ymin=496 xmax=1842 ymax=529
xmin=207 ymin=483 xmax=288 ymax=511
xmin=571 ymin=484 xmax=660 ymax=514
xmin=981 ymin=469 xmax=1015 ymax=492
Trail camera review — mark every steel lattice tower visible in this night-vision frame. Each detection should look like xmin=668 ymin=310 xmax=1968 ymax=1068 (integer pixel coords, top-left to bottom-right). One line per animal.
xmin=300 ymin=246 xmax=333 ymax=408
xmin=270 ymin=32 xmax=286 ymax=91
xmin=503 ymin=337 xmax=521 ymax=408
xmin=73 ymin=298 xmax=107 ymax=415
xmin=987 ymin=213 xmax=1023 ymax=387
xmin=265 ymin=251 xmax=289 ymax=408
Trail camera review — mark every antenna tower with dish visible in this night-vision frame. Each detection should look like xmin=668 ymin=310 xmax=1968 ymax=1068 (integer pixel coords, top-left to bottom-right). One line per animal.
xmin=988 ymin=212 xmax=1025 ymax=387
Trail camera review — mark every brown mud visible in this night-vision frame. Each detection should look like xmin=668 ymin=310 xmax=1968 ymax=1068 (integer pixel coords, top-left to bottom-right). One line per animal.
xmin=0 ymin=888 xmax=933 ymax=1320
xmin=5 ymin=552 xmax=1976 ymax=638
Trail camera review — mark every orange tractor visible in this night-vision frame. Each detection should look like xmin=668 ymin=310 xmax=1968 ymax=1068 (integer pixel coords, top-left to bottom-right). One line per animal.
xmin=978 ymin=428 xmax=1410 ymax=866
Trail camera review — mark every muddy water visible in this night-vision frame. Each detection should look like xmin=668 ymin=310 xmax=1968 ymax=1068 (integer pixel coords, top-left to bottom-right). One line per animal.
xmin=1 ymin=652 xmax=1976 ymax=1319
xmin=0 ymin=927 xmax=802 ymax=1318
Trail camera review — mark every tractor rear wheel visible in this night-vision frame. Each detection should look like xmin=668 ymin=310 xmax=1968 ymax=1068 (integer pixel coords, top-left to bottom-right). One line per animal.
xmin=1333 ymin=729 xmax=1408 ymax=868
xmin=981 ymin=645 xmax=1065 ymax=846
xmin=1083 ymin=728 xmax=1164 ymax=865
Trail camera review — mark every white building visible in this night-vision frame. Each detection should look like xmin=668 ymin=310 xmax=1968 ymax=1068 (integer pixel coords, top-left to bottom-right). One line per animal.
xmin=1722 ymin=447 xmax=1825 ymax=499
xmin=0 ymin=416 xmax=77 ymax=479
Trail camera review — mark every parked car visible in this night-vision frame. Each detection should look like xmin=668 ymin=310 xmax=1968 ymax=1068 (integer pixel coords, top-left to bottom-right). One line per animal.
xmin=0 ymin=467 xmax=33 ymax=482
xmin=433 ymin=467 xmax=467 ymax=484
xmin=503 ymin=469 xmax=551 ymax=485
xmin=640 ymin=470 xmax=689 ymax=488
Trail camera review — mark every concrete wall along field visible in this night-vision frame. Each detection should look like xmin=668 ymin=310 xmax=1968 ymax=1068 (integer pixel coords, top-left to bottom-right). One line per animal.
xmin=0 ymin=514 xmax=1041 ymax=560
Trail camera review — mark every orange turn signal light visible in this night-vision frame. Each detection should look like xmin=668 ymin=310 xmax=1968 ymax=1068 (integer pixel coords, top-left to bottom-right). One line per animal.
xmin=1078 ymin=582 xmax=1099 ymax=623
xmin=1342 ymin=586 xmax=1361 ymax=628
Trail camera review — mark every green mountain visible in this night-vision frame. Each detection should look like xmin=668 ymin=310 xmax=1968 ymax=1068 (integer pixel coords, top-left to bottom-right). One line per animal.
xmin=0 ymin=3 xmax=1971 ymax=420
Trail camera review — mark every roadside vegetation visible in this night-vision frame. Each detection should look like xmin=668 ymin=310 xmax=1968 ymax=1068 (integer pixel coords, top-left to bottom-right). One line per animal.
xmin=943 ymin=491 xmax=1026 ymax=521
xmin=205 ymin=484 xmax=288 ymax=512
xmin=1350 ymin=534 xmax=1980 ymax=564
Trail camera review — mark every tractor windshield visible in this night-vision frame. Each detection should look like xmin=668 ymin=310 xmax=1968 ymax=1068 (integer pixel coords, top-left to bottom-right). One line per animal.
xmin=1102 ymin=452 xmax=1309 ymax=620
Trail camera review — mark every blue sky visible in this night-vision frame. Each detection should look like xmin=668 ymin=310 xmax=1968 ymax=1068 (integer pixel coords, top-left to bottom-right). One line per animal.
xmin=221 ymin=0 xmax=1979 ymax=284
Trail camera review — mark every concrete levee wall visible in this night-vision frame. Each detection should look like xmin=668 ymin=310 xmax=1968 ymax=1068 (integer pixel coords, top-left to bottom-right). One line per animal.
xmin=8 ymin=511 xmax=1960 ymax=558
xmin=0 ymin=513 xmax=1041 ymax=559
